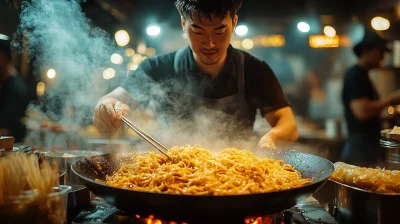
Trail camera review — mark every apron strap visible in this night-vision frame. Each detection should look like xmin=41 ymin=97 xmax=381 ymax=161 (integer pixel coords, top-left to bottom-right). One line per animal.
xmin=233 ymin=50 xmax=245 ymax=95
xmin=173 ymin=48 xmax=186 ymax=74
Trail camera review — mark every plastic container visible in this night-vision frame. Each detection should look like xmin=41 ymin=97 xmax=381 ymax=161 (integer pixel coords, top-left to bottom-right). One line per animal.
xmin=0 ymin=185 xmax=71 ymax=224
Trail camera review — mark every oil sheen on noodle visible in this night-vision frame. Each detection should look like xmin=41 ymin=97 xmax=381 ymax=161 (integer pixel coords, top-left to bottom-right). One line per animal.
xmin=102 ymin=146 xmax=312 ymax=195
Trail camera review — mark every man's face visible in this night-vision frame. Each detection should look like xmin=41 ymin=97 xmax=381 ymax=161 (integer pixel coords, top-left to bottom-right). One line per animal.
xmin=182 ymin=14 xmax=237 ymax=66
xmin=366 ymin=47 xmax=386 ymax=68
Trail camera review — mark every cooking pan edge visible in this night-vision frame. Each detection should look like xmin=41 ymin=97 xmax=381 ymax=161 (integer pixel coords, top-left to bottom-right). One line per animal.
xmin=71 ymin=150 xmax=334 ymax=219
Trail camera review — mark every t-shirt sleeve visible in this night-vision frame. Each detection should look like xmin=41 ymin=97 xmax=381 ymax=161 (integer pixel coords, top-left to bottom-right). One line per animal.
xmin=120 ymin=53 xmax=175 ymax=94
xmin=252 ymin=61 xmax=291 ymax=116
xmin=344 ymin=72 xmax=371 ymax=102
xmin=121 ymin=59 xmax=151 ymax=92
xmin=119 ymin=58 xmax=160 ymax=106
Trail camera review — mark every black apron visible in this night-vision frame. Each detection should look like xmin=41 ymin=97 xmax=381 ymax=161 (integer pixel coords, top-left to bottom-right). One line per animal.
xmin=340 ymin=79 xmax=385 ymax=167
xmin=159 ymin=48 xmax=254 ymax=139
xmin=340 ymin=133 xmax=385 ymax=167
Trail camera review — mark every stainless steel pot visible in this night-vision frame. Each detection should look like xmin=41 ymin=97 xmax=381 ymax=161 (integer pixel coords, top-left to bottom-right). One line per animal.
xmin=39 ymin=150 xmax=103 ymax=186
xmin=85 ymin=138 xmax=138 ymax=153
xmin=380 ymin=129 xmax=400 ymax=170
xmin=331 ymin=180 xmax=400 ymax=224
xmin=66 ymin=185 xmax=91 ymax=222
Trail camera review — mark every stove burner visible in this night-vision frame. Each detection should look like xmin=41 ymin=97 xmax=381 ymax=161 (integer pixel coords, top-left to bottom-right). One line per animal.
xmin=72 ymin=197 xmax=338 ymax=224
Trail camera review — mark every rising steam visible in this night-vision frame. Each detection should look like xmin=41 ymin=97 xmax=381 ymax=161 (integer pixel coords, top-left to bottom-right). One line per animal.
xmin=12 ymin=0 xmax=323 ymax=156
xmin=13 ymin=0 xmax=118 ymax=121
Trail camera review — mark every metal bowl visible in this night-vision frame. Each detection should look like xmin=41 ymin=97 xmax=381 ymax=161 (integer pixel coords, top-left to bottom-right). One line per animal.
xmin=380 ymin=129 xmax=400 ymax=142
xmin=57 ymin=170 xmax=67 ymax=185
xmin=38 ymin=150 xmax=103 ymax=186
xmin=380 ymin=129 xmax=400 ymax=170
xmin=331 ymin=180 xmax=400 ymax=224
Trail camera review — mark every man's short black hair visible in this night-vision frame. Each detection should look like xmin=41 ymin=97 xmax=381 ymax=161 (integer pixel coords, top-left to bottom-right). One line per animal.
xmin=175 ymin=0 xmax=243 ymax=22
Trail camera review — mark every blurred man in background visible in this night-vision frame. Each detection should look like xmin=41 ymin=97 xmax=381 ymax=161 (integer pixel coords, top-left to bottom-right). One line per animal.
xmin=0 ymin=39 xmax=29 ymax=142
xmin=341 ymin=29 xmax=400 ymax=167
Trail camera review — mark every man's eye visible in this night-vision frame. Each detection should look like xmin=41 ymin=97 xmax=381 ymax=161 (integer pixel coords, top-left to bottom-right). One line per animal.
xmin=215 ymin=32 xmax=225 ymax=35
xmin=192 ymin=29 xmax=202 ymax=35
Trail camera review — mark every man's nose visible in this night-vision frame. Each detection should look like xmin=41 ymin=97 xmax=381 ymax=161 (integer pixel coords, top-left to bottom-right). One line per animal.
xmin=202 ymin=34 xmax=215 ymax=48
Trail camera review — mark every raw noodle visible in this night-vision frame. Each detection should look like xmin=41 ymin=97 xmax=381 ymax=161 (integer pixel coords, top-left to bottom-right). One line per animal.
xmin=0 ymin=153 xmax=66 ymax=224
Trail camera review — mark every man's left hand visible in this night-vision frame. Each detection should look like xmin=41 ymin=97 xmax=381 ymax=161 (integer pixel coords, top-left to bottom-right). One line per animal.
xmin=258 ymin=134 xmax=277 ymax=149
xmin=0 ymin=128 xmax=10 ymax=136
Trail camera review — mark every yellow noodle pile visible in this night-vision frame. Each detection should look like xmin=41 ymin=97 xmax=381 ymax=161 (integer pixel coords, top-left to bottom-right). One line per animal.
xmin=103 ymin=145 xmax=312 ymax=195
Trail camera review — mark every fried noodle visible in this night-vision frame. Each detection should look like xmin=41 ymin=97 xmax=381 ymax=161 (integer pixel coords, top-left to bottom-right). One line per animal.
xmin=102 ymin=145 xmax=312 ymax=195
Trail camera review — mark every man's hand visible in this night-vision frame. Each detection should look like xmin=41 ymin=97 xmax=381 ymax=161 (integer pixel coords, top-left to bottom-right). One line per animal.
xmin=93 ymin=98 xmax=130 ymax=134
xmin=0 ymin=128 xmax=10 ymax=136
xmin=259 ymin=106 xmax=298 ymax=149
xmin=387 ymin=89 xmax=400 ymax=105
xmin=258 ymin=134 xmax=277 ymax=149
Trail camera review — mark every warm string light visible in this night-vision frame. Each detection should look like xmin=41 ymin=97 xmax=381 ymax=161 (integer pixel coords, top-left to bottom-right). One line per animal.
xmin=371 ymin=16 xmax=390 ymax=31
xmin=115 ymin=30 xmax=130 ymax=46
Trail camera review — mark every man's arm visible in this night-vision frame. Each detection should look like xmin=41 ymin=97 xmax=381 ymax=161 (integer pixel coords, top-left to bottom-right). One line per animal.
xmin=99 ymin=87 xmax=137 ymax=107
xmin=93 ymin=54 xmax=167 ymax=133
xmin=350 ymin=90 xmax=400 ymax=121
xmin=93 ymin=66 xmax=151 ymax=133
xmin=248 ymin=59 xmax=297 ymax=149
xmin=93 ymin=87 xmax=132 ymax=133
xmin=258 ymin=106 xmax=298 ymax=149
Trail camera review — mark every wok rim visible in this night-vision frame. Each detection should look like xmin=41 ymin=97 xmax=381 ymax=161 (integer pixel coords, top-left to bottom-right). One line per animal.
xmin=71 ymin=149 xmax=334 ymax=198
xmin=329 ymin=179 xmax=400 ymax=196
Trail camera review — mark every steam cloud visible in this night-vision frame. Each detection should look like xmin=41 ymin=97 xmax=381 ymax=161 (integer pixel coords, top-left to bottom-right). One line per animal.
xmin=12 ymin=0 xmax=124 ymax=148
xmin=12 ymin=0 xmax=326 ymax=157
xmin=14 ymin=0 xmax=118 ymax=120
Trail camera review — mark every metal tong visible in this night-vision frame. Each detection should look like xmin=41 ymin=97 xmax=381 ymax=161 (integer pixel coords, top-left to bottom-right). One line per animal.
xmin=121 ymin=116 xmax=171 ymax=159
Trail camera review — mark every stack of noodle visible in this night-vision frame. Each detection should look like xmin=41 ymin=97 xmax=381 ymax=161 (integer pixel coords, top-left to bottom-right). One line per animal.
xmin=0 ymin=153 xmax=66 ymax=224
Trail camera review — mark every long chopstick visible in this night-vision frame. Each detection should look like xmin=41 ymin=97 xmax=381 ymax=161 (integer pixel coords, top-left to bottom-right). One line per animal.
xmin=121 ymin=116 xmax=171 ymax=159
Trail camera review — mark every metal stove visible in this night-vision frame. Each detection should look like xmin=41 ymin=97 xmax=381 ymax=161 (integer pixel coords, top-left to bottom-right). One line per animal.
xmin=72 ymin=197 xmax=338 ymax=224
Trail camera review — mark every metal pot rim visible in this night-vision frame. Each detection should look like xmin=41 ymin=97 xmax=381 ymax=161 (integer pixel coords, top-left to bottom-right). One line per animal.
xmin=381 ymin=129 xmax=400 ymax=142
xmin=329 ymin=179 xmax=400 ymax=196
xmin=40 ymin=150 xmax=103 ymax=158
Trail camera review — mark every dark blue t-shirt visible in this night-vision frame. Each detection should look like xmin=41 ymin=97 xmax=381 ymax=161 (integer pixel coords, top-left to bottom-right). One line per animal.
xmin=341 ymin=65 xmax=381 ymax=136
xmin=121 ymin=45 xmax=290 ymax=121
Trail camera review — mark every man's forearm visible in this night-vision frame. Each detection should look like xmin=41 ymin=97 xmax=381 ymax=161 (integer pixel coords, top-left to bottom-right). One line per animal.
xmin=351 ymin=97 xmax=391 ymax=121
xmin=363 ymin=98 xmax=390 ymax=119
xmin=100 ymin=87 xmax=138 ymax=108
xmin=266 ymin=118 xmax=298 ymax=142
xmin=264 ymin=107 xmax=298 ymax=142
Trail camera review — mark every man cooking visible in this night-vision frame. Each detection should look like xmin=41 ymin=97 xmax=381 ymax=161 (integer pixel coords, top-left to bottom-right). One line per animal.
xmin=341 ymin=29 xmax=400 ymax=166
xmin=93 ymin=0 xmax=298 ymax=149
xmin=0 ymin=39 xmax=29 ymax=143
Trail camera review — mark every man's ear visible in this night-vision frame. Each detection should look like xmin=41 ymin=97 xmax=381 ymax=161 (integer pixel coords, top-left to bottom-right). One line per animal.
xmin=181 ymin=16 xmax=185 ymax=29
xmin=233 ymin=15 xmax=238 ymax=32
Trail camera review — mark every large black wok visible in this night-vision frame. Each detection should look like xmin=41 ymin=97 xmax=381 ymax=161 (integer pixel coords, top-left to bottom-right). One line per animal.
xmin=71 ymin=149 xmax=334 ymax=221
